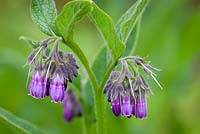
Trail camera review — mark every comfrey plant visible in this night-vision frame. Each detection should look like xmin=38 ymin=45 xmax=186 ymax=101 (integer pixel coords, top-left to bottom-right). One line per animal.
xmin=20 ymin=0 xmax=162 ymax=133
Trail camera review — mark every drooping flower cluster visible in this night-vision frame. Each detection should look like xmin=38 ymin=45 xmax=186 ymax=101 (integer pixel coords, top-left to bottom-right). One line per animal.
xmin=25 ymin=37 xmax=82 ymax=121
xmin=104 ymin=57 xmax=162 ymax=119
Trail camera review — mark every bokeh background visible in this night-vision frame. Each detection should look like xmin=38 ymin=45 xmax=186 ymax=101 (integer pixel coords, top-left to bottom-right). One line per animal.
xmin=0 ymin=0 xmax=200 ymax=134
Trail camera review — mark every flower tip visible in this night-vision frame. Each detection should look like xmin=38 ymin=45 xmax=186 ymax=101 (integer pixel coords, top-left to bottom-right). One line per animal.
xmin=64 ymin=113 xmax=73 ymax=122
xmin=112 ymin=108 xmax=121 ymax=117
xmin=111 ymin=98 xmax=121 ymax=117
xmin=50 ymin=97 xmax=63 ymax=103
xmin=127 ymin=115 xmax=132 ymax=118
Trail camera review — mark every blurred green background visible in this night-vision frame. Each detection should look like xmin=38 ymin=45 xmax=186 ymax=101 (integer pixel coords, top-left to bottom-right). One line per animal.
xmin=0 ymin=0 xmax=200 ymax=134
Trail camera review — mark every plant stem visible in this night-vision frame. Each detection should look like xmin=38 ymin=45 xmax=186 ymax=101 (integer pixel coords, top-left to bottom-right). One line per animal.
xmin=97 ymin=61 xmax=118 ymax=134
xmin=63 ymin=39 xmax=104 ymax=134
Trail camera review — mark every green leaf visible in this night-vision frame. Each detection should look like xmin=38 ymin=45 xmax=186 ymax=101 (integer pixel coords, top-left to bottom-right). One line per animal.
xmin=123 ymin=27 xmax=137 ymax=56
xmin=0 ymin=107 xmax=46 ymax=134
xmin=123 ymin=18 xmax=141 ymax=56
xmin=69 ymin=75 xmax=82 ymax=91
xmin=116 ymin=0 xmax=149 ymax=44
xmin=89 ymin=2 xmax=125 ymax=60
xmin=31 ymin=0 xmax=58 ymax=35
xmin=82 ymin=46 xmax=108 ymax=105
xmin=91 ymin=47 xmax=108 ymax=84
xmin=83 ymin=47 xmax=108 ymax=103
xmin=56 ymin=0 xmax=92 ymax=40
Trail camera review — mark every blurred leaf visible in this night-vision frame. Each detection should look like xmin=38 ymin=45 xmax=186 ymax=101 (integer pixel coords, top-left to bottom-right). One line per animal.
xmin=123 ymin=27 xmax=137 ymax=56
xmin=89 ymin=2 xmax=125 ymax=60
xmin=0 ymin=107 xmax=46 ymax=134
xmin=83 ymin=47 xmax=108 ymax=104
xmin=70 ymin=75 xmax=82 ymax=91
xmin=92 ymin=47 xmax=108 ymax=84
xmin=116 ymin=0 xmax=149 ymax=44
xmin=31 ymin=0 xmax=58 ymax=35
xmin=56 ymin=0 xmax=92 ymax=40
xmin=123 ymin=18 xmax=141 ymax=56
xmin=19 ymin=36 xmax=39 ymax=49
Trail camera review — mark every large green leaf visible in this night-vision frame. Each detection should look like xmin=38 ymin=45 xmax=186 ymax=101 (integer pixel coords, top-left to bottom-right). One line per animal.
xmin=31 ymin=0 xmax=58 ymax=35
xmin=116 ymin=0 xmax=149 ymax=44
xmin=56 ymin=0 xmax=92 ymax=40
xmin=0 ymin=107 xmax=46 ymax=134
xmin=89 ymin=2 xmax=125 ymax=60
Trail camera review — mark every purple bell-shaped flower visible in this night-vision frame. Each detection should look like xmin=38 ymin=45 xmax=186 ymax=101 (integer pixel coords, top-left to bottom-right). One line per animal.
xmin=111 ymin=95 xmax=121 ymax=116
xmin=62 ymin=90 xmax=82 ymax=122
xmin=120 ymin=92 xmax=132 ymax=117
xmin=49 ymin=68 xmax=65 ymax=103
xmin=135 ymin=94 xmax=147 ymax=119
xmin=28 ymin=65 xmax=47 ymax=99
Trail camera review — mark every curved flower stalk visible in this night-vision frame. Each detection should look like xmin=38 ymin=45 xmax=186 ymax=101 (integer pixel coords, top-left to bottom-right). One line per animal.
xmin=104 ymin=57 xmax=162 ymax=119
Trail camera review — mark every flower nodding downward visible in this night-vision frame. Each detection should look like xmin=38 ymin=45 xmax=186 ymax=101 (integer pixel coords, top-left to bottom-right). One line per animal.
xmin=62 ymin=90 xmax=82 ymax=122
xmin=49 ymin=72 xmax=65 ymax=103
xmin=104 ymin=57 xmax=161 ymax=119
xmin=26 ymin=37 xmax=79 ymax=104
xmin=29 ymin=65 xmax=47 ymax=99
xmin=135 ymin=94 xmax=147 ymax=119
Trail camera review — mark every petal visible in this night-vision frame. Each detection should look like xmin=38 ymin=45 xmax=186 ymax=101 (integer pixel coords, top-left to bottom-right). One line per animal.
xmin=121 ymin=94 xmax=132 ymax=117
xmin=135 ymin=96 xmax=147 ymax=119
xmin=111 ymin=98 xmax=121 ymax=116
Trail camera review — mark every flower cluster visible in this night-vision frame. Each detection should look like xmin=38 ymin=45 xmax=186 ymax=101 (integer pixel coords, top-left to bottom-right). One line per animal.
xmin=104 ymin=57 xmax=162 ymax=119
xmin=25 ymin=37 xmax=82 ymax=121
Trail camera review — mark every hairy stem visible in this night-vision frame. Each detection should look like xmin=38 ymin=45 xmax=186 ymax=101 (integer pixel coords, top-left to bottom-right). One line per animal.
xmin=63 ymin=39 xmax=104 ymax=134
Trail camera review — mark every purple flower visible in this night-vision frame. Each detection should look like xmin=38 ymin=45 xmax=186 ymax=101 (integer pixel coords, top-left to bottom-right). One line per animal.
xmin=29 ymin=70 xmax=47 ymax=99
xmin=111 ymin=96 xmax=121 ymax=116
xmin=49 ymin=70 xmax=65 ymax=103
xmin=135 ymin=95 xmax=147 ymax=119
xmin=104 ymin=71 xmax=135 ymax=117
xmin=59 ymin=52 xmax=79 ymax=82
xmin=104 ymin=57 xmax=162 ymax=119
xmin=131 ymin=99 xmax=136 ymax=115
xmin=104 ymin=63 xmax=152 ymax=119
xmin=120 ymin=93 xmax=132 ymax=117
xmin=132 ymin=75 xmax=152 ymax=94
xmin=62 ymin=90 xmax=82 ymax=122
